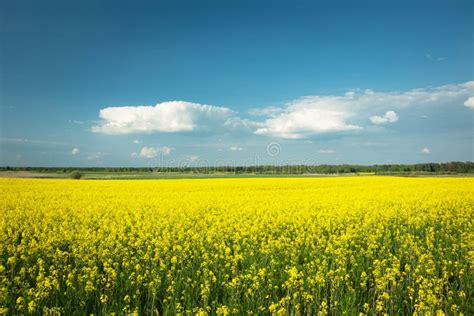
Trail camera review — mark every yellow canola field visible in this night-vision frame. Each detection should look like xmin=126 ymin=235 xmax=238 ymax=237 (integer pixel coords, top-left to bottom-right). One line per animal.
xmin=1 ymin=177 xmax=473 ymax=315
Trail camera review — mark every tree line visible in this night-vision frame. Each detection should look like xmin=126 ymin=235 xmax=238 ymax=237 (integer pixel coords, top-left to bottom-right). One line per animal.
xmin=1 ymin=161 xmax=473 ymax=174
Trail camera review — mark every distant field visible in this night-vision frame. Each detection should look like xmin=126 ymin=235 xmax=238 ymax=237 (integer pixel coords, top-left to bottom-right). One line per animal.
xmin=0 ymin=171 xmax=66 ymax=178
xmin=0 ymin=170 xmax=472 ymax=180
xmin=0 ymin=171 xmax=350 ymax=180
xmin=1 ymin=177 xmax=473 ymax=315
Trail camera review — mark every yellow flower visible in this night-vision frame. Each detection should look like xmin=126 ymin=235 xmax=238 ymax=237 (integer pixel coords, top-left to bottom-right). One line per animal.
xmin=27 ymin=301 xmax=36 ymax=313
xmin=1 ymin=177 xmax=472 ymax=314
xmin=100 ymin=294 xmax=108 ymax=304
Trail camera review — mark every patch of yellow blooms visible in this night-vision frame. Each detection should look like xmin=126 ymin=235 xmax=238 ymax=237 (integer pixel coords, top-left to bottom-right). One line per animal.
xmin=0 ymin=177 xmax=472 ymax=314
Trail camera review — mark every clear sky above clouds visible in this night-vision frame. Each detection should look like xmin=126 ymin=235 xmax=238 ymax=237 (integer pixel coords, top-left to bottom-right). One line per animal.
xmin=1 ymin=0 xmax=473 ymax=167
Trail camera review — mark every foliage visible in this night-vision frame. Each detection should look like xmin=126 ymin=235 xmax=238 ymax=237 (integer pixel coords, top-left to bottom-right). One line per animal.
xmin=1 ymin=161 xmax=473 ymax=174
xmin=0 ymin=177 xmax=473 ymax=315
xmin=69 ymin=170 xmax=83 ymax=179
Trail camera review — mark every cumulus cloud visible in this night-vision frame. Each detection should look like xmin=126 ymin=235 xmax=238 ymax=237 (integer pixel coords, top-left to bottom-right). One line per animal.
xmin=92 ymin=81 xmax=474 ymax=140
xmin=253 ymin=81 xmax=473 ymax=139
xmin=92 ymin=101 xmax=238 ymax=135
xmin=71 ymin=148 xmax=80 ymax=155
xmin=132 ymin=139 xmax=142 ymax=144
xmin=254 ymin=108 xmax=362 ymax=139
xmin=421 ymin=148 xmax=431 ymax=154
xmin=133 ymin=146 xmax=174 ymax=158
xmin=464 ymin=97 xmax=474 ymax=109
xmin=229 ymin=146 xmax=243 ymax=151
xmin=370 ymin=111 xmax=399 ymax=125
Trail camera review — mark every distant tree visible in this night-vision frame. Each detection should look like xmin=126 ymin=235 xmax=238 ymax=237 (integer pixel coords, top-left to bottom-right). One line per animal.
xmin=70 ymin=170 xmax=83 ymax=179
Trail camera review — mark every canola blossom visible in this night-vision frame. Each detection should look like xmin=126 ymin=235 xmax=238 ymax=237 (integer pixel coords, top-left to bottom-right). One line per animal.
xmin=1 ymin=177 xmax=473 ymax=315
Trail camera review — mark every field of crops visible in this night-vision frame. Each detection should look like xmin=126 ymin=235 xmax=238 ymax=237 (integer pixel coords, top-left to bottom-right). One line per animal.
xmin=1 ymin=177 xmax=473 ymax=315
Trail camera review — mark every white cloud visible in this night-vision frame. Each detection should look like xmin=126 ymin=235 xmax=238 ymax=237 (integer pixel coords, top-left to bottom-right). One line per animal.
xmin=86 ymin=152 xmax=105 ymax=160
xmin=92 ymin=101 xmax=238 ymax=135
xmin=464 ymin=96 xmax=474 ymax=109
xmin=92 ymin=81 xmax=474 ymax=140
xmin=159 ymin=146 xmax=174 ymax=156
xmin=138 ymin=147 xmax=158 ymax=158
xmin=223 ymin=117 xmax=262 ymax=132
xmin=254 ymin=107 xmax=362 ymax=139
xmin=135 ymin=146 xmax=174 ymax=158
xmin=229 ymin=146 xmax=243 ymax=151
xmin=248 ymin=106 xmax=284 ymax=117
xmin=370 ymin=111 xmax=399 ymax=125
xmin=71 ymin=148 xmax=80 ymax=155
xmin=132 ymin=139 xmax=142 ymax=144
xmin=345 ymin=91 xmax=356 ymax=98
xmin=360 ymin=141 xmax=387 ymax=147
xmin=425 ymin=53 xmax=445 ymax=62
xmin=187 ymin=155 xmax=199 ymax=162
xmin=69 ymin=120 xmax=84 ymax=124
xmin=318 ymin=149 xmax=335 ymax=154
xmin=0 ymin=138 xmax=69 ymax=146
xmin=421 ymin=148 xmax=431 ymax=154
xmin=254 ymin=81 xmax=473 ymax=139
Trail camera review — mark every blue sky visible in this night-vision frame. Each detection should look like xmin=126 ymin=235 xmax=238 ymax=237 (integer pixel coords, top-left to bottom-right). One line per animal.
xmin=1 ymin=0 xmax=473 ymax=167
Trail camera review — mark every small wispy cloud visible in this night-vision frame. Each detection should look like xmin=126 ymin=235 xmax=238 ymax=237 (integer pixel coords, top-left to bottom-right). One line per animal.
xmin=421 ymin=147 xmax=431 ymax=154
xmin=360 ymin=141 xmax=387 ymax=147
xmin=133 ymin=139 xmax=142 ymax=144
xmin=160 ymin=146 xmax=174 ymax=155
xmin=318 ymin=149 xmax=335 ymax=154
xmin=425 ymin=53 xmax=445 ymax=62
xmin=69 ymin=120 xmax=84 ymax=124
xmin=186 ymin=155 xmax=199 ymax=162
xmin=0 ymin=105 xmax=15 ymax=109
xmin=132 ymin=146 xmax=174 ymax=158
xmin=71 ymin=148 xmax=80 ymax=155
xmin=229 ymin=146 xmax=243 ymax=151
xmin=0 ymin=138 xmax=69 ymax=146
xmin=370 ymin=111 xmax=399 ymax=125
xmin=86 ymin=152 xmax=105 ymax=160
xmin=248 ymin=106 xmax=284 ymax=117
xmin=0 ymin=138 xmax=30 ymax=143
